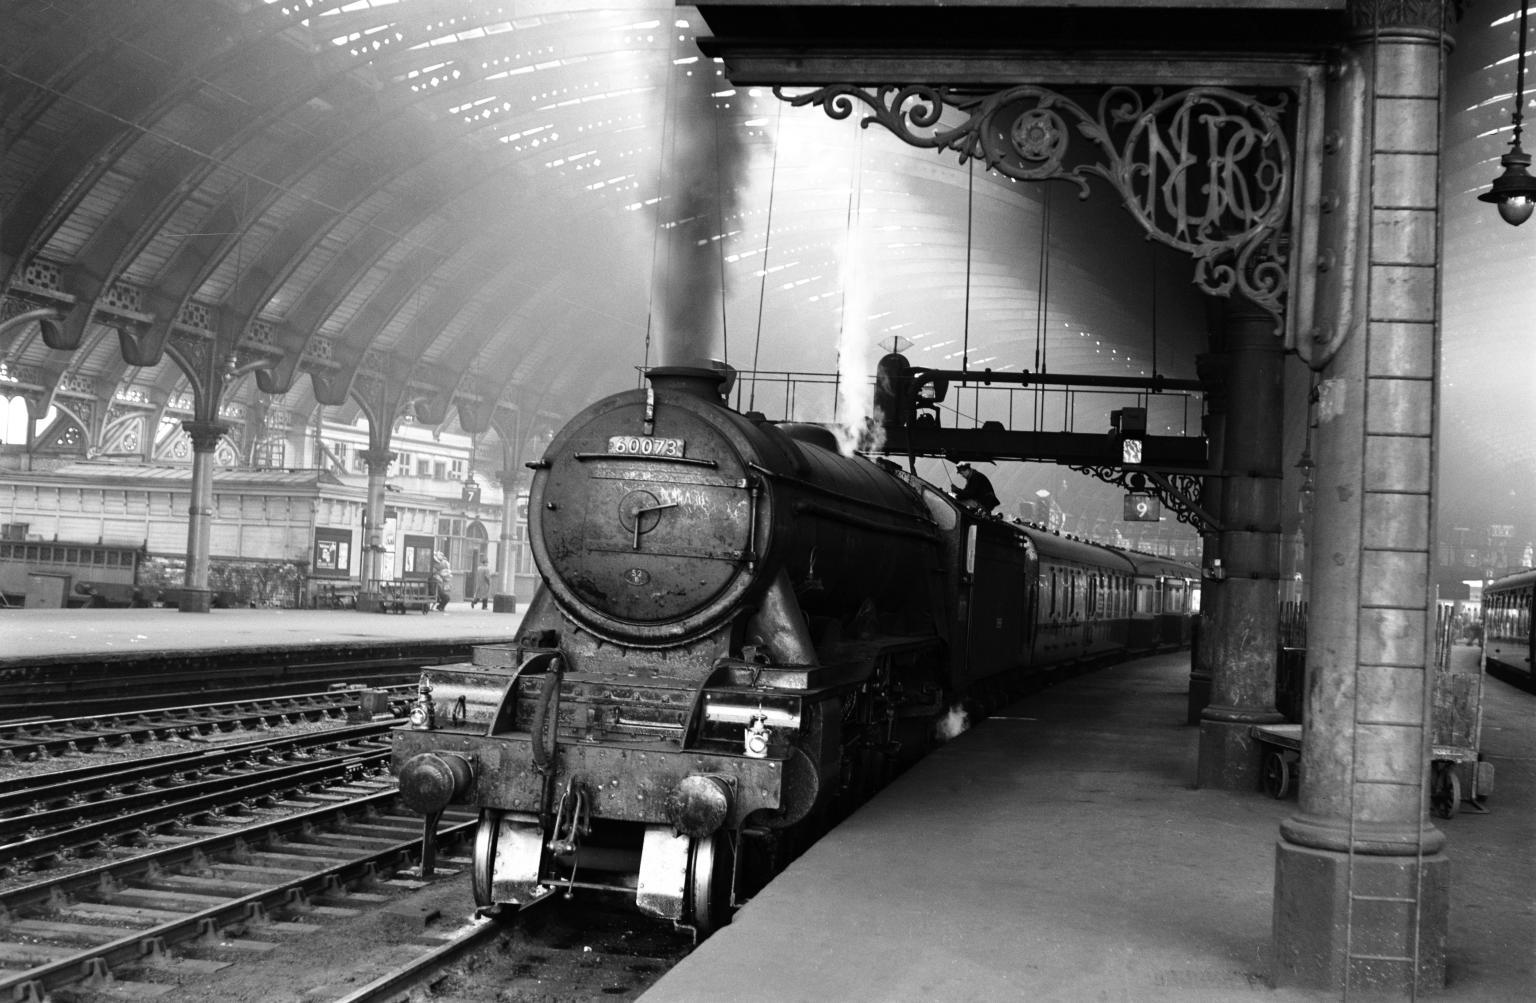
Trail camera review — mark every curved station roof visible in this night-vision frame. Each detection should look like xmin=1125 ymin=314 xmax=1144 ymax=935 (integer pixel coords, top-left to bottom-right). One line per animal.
xmin=1 ymin=1 xmax=1532 ymax=547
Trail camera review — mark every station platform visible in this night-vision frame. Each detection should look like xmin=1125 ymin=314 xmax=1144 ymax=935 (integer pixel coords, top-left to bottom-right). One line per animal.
xmin=0 ymin=602 xmax=526 ymax=663
xmin=645 ymin=650 xmax=1534 ymax=1003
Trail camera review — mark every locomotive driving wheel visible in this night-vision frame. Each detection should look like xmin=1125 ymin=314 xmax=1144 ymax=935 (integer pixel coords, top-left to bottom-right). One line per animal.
xmin=686 ymin=832 xmax=733 ymax=936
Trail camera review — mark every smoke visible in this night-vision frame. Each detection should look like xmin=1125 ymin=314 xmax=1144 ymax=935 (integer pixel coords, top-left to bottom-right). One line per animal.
xmin=935 ymin=704 xmax=970 ymax=743
xmin=654 ymin=48 xmax=749 ymax=369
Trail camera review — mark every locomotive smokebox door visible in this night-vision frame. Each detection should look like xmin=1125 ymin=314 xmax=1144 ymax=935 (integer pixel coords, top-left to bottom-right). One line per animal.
xmin=530 ymin=369 xmax=765 ymax=643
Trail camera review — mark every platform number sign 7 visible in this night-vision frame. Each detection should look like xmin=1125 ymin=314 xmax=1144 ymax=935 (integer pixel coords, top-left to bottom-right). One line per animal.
xmin=1123 ymin=492 xmax=1161 ymax=522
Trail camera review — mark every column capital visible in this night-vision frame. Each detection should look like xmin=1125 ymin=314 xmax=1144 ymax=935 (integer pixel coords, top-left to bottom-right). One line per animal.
xmin=360 ymin=447 xmax=394 ymax=472
xmin=180 ymin=420 xmax=229 ymax=453
xmin=1345 ymin=0 xmax=1458 ymax=40
xmin=496 ymin=469 xmax=521 ymax=492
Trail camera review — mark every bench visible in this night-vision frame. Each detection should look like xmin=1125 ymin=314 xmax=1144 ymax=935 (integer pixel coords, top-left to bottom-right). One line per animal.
xmin=373 ymin=578 xmax=435 ymax=614
xmin=313 ymin=581 xmax=361 ymax=609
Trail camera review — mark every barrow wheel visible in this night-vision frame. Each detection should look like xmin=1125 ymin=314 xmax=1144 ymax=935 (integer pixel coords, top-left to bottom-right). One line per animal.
xmin=1261 ymin=750 xmax=1292 ymax=800
xmin=1431 ymin=763 xmax=1461 ymax=820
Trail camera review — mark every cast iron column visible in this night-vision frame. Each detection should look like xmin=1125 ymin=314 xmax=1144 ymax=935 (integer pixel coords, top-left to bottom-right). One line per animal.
xmin=360 ymin=448 xmax=392 ymax=589
xmin=495 ymin=469 xmax=520 ymax=611
xmin=1197 ymin=302 xmax=1285 ymax=787
xmin=178 ymin=420 xmax=228 ymax=613
xmin=1187 ymin=347 xmax=1227 ymax=724
xmin=1272 ymin=2 xmax=1451 ymax=990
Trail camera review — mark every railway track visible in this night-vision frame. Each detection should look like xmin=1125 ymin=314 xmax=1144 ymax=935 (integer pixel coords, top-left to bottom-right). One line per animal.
xmin=0 ymin=672 xmax=689 ymax=999
xmin=0 ymin=722 xmax=401 ymax=878
xmin=0 ymin=686 xmax=409 ymax=764
xmin=0 ymin=641 xmax=482 ymax=721
xmin=332 ymin=911 xmax=502 ymax=1003
xmin=323 ymin=892 xmax=695 ymax=1003
xmin=0 ymin=786 xmax=477 ymax=1003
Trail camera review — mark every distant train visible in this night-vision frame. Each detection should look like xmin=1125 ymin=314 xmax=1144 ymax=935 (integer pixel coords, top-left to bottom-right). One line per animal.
xmin=392 ymin=366 xmax=1198 ymax=935
xmin=1 ymin=535 xmax=272 ymax=609
xmin=0 ymin=537 xmax=149 ymax=607
xmin=1483 ymin=570 xmax=1534 ymax=683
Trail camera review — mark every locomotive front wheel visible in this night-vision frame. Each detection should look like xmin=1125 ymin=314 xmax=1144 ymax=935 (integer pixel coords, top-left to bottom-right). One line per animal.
xmin=1261 ymin=750 xmax=1292 ymax=799
xmin=687 ymin=833 xmax=732 ymax=936
xmin=1431 ymin=764 xmax=1461 ymax=820
xmin=471 ymin=808 xmax=504 ymax=909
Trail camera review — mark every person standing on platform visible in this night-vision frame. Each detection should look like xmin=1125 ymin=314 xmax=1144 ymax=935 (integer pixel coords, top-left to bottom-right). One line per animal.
xmin=951 ymin=462 xmax=1000 ymax=515
xmin=472 ymin=556 xmax=493 ymax=610
xmin=430 ymin=551 xmax=453 ymax=611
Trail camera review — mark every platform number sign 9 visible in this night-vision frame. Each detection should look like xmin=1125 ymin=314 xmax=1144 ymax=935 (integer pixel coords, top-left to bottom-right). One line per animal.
xmin=1123 ymin=492 xmax=1161 ymax=522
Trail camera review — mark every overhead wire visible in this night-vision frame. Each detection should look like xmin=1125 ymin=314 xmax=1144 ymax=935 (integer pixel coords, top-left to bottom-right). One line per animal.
xmin=747 ymin=100 xmax=784 ymax=413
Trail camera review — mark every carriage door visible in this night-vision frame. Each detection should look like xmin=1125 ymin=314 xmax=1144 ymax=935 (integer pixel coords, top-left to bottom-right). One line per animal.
xmin=965 ymin=522 xmax=1033 ymax=674
xmin=1085 ymin=572 xmax=1097 ymax=645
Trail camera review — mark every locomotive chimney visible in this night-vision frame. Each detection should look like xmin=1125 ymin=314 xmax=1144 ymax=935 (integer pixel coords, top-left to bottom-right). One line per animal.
xmin=646 ymin=363 xmax=736 ymax=404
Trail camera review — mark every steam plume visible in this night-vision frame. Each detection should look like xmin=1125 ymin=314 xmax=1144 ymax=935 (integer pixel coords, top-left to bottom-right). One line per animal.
xmin=935 ymin=704 xmax=971 ymax=743
xmin=831 ymin=227 xmax=885 ymax=454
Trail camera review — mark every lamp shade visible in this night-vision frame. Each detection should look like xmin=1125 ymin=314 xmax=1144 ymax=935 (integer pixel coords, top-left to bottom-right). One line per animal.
xmin=1478 ymin=146 xmax=1536 ymax=226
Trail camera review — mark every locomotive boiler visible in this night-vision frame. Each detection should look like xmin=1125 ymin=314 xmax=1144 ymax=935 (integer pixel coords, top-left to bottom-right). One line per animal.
xmin=392 ymin=366 xmax=967 ymax=933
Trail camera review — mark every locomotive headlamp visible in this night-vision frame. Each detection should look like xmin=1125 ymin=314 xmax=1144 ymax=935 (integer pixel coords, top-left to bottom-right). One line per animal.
xmin=1480 ymin=1 xmax=1536 ymax=225
xmin=409 ymin=674 xmax=435 ymax=730
xmin=398 ymin=751 xmax=475 ymax=815
xmin=664 ymin=774 xmax=734 ymax=839
xmin=744 ymin=716 xmax=771 ymax=758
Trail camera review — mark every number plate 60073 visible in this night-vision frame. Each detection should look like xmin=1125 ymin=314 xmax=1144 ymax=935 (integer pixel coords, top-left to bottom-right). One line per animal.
xmin=606 ymin=435 xmax=685 ymax=458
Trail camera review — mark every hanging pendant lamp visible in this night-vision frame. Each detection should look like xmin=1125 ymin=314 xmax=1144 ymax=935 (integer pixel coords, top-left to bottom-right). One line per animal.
xmin=1480 ymin=2 xmax=1536 ymax=225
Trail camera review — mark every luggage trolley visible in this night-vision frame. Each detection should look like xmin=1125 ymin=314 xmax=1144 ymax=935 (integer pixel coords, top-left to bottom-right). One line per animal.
xmin=1249 ymin=607 xmax=1494 ymax=818
xmin=1427 ymin=623 xmax=1495 ymax=818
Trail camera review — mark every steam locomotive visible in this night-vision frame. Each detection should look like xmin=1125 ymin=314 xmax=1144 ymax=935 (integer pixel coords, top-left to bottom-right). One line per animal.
xmin=391 ymin=366 xmax=1197 ymax=934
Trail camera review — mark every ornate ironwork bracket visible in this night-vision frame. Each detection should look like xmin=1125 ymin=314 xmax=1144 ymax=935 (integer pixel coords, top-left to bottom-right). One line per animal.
xmin=1068 ymin=464 xmax=1219 ymax=534
xmin=778 ymin=82 xmax=1293 ymax=332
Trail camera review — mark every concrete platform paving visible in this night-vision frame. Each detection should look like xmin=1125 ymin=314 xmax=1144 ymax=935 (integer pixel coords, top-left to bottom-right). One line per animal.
xmin=645 ymin=650 xmax=1534 ymax=1002
xmin=0 ymin=603 xmax=525 ymax=661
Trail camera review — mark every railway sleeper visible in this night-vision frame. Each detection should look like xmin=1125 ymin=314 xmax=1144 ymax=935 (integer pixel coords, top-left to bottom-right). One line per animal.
xmin=193 ymin=918 xmax=280 ymax=954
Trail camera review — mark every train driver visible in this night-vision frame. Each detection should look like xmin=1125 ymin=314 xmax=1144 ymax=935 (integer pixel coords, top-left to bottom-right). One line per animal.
xmin=952 ymin=462 xmax=1000 ymax=515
